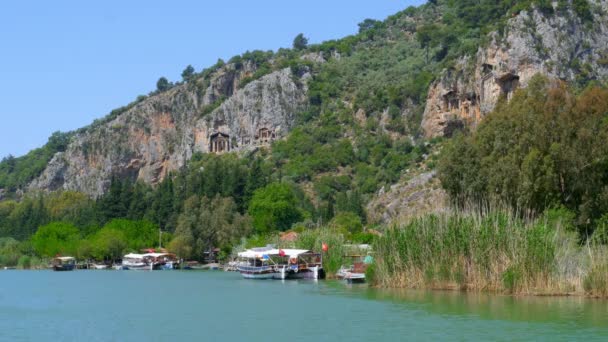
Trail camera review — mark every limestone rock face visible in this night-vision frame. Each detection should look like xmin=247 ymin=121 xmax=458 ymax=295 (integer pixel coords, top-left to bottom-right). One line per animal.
xmin=366 ymin=171 xmax=447 ymax=224
xmin=194 ymin=68 xmax=307 ymax=154
xmin=29 ymin=66 xmax=307 ymax=197
xmin=422 ymin=5 xmax=608 ymax=137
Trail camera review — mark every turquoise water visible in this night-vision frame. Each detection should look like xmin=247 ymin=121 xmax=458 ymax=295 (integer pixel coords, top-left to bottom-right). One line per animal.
xmin=0 ymin=271 xmax=607 ymax=341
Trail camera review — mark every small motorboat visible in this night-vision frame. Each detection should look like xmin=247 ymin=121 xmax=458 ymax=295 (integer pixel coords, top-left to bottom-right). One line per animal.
xmin=337 ymin=254 xmax=373 ymax=284
xmin=52 ymin=257 xmax=76 ymax=271
xmin=337 ymin=266 xmax=366 ymax=283
xmin=91 ymin=263 xmax=109 ymax=270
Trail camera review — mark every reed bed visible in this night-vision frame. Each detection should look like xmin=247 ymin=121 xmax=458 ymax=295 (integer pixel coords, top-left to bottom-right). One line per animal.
xmin=293 ymin=228 xmax=347 ymax=276
xmin=373 ymin=209 xmax=608 ymax=297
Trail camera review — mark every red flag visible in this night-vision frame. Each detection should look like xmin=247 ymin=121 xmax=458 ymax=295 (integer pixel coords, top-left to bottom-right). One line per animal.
xmin=322 ymin=243 xmax=328 ymax=252
xmin=279 ymin=249 xmax=286 ymax=257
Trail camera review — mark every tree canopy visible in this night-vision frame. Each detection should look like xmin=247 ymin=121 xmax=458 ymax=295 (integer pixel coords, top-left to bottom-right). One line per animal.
xmin=156 ymin=77 xmax=171 ymax=92
xmin=438 ymin=75 xmax=608 ymax=237
xmin=181 ymin=65 xmax=195 ymax=82
xmin=292 ymin=33 xmax=309 ymax=50
xmin=248 ymin=183 xmax=303 ymax=233
xmin=32 ymin=222 xmax=80 ymax=257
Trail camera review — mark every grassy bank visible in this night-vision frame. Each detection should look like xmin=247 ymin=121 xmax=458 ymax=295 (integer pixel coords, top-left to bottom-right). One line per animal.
xmin=373 ymin=210 xmax=608 ymax=298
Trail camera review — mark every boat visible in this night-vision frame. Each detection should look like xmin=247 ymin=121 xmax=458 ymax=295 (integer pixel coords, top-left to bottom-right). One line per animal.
xmin=121 ymin=253 xmax=179 ymax=270
xmin=91 ymin=263 xmax=109 ymax=270
xmin=337 ymin=247 xmax=373 ymax=283
xmin=237 ymin=247 xmax=325 ymax=280
xmin=337 ymin=264 xmax=367 ymax=283
xmin=223 ymin=260 xmax=239 ymax=272
xmin=143 ymin=253 xmax=179 ymax=270
xmin=52 ymin=256 xmax=76 ymax=271
xmin=237 ymin=247 xmax=280 ymax=279
xmin=121 ymin=253 xmax=151 ymax=270
xmin=270 ymin=250 xmax=325 ymax=280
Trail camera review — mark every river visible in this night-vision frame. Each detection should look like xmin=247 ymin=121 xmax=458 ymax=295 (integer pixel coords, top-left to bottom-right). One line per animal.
xmin=0 ymin=270 xmax=606 ymax=341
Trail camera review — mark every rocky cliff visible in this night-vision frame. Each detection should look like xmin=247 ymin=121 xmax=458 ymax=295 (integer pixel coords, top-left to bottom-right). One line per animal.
xmin=422 ymin=4 xmax=608 ymax=137
xmin=367 ymin=171 xmax=447 ymax=224
xmin=29 ymin=65 xmax=308 ymax=197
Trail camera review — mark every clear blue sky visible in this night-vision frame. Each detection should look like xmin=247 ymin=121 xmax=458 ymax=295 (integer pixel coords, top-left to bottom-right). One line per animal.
xmin=0 ymin=0 xmax=425 ymax=158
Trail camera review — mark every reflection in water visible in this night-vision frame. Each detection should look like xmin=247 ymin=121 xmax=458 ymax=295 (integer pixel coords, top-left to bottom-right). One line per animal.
xmin=326 ymin=282 xmax=608 ymax=328
xmin=1 ymin=271 xmax=606 ymax=341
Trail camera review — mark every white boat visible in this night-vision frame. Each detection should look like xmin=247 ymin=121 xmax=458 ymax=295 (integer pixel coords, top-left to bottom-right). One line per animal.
xmin=91 ymin=263 xmax=108 ymax=270
xmin=237 ymin=248 xmax=325 ymax=280
xmin=270 ymin=250 xmax=325 ymax=280
xmin=143 ymin=252 xmax=179 ymax=270
xmin=121 ymin=253 xmax=152 ymax=270
xmin=121 ymin=253 xmax=179 ymax=270
xmin=337 ymin=265 xmax=366 ymax=283
xmin=237 ymin=247 xmax=280 ymax=279
xmin=336 ymin=253 xmax=373 ymax=283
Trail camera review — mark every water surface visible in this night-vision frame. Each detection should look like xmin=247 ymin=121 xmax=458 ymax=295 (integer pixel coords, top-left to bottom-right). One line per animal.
xmin=0 ymin=271 xmax=606 ymax=341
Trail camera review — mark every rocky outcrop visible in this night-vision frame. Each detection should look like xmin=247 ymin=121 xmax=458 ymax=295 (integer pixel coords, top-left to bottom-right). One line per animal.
xmin=29 ymin=66 xmax=308 ymax=197
xmin=422 ymin=4 xmax=608 ymax=137
xmin=195 ymin=68 xmax=307 ymax=153
xmin=367 ymin=171 xmax=447 ymax=224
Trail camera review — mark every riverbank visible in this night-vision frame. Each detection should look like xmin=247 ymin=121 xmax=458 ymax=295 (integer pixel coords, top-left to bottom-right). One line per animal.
xmin=373 ymin=209 xmax=608 ymax=298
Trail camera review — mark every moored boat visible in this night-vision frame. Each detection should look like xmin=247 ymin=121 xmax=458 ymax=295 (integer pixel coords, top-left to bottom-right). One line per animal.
xmin=237 ymin=247 xmax=325 ymax=280
xmin=337 ymin=264 xmax=366 ymax=283
xmin=121 ymin=253 xmax=151 ymax=270
xmin=121 ymin=252 xmax=179 ymax=270
xmin=91 ymin=263 xmax=109 ymax=270
xmin=143 ymin=252 xmax=179 ymax=270
xmin=270 ymin=250 xmax=325 ymax=280
xmin=237 ymin=247 xmax=280 ymax=279
xmin=337 ymin=253 xmax=373 ymax=283
xmin=52 ymin=256 xmax=76 ymax=271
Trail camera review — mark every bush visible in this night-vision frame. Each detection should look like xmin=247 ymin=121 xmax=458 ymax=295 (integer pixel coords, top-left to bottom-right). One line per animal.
xmin=329 ymin=212 xmax=363 ymax=235
xmin=17 ymin=255 xmax=31 ymax=269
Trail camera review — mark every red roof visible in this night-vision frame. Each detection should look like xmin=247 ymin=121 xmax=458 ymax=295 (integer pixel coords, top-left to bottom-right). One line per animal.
xmin=280 ymin=231 xmax=299 ymax=242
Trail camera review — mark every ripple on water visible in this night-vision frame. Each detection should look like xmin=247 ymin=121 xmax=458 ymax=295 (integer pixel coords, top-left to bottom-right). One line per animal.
xmin=0 ymin=270 xmax=606 ymax=341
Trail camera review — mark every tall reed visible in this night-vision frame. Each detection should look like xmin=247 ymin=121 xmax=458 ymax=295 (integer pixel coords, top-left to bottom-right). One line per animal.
xmin=373 ymin=208 xmax=608 ymax=297
xmin=293 ymin=228 xmax=346 ymax=275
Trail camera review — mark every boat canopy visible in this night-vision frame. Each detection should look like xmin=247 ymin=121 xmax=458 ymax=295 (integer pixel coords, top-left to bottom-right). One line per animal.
xmin=124 ymin=253 xmax=144 ymax=259
xmin=238 ymin=249 xmax=312 ymax=259
xmin=54 ymin=256 xmax=75 ymax=261
xmin=143 ymin=253 xmax=170 ymax=258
